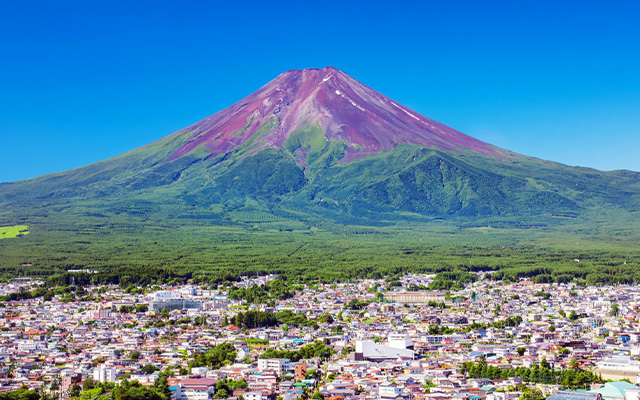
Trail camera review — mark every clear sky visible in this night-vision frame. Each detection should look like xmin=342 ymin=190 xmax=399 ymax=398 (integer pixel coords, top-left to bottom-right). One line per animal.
xmin=1 ymin=0 xmax=639 ymax=182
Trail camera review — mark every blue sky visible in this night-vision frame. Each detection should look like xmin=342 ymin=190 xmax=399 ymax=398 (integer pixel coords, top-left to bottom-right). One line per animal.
xmin=1 ymin=0 xmax=639 ymax=182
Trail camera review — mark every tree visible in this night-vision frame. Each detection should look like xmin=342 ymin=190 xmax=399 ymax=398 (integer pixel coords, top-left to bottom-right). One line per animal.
xmin=344 ymin=299 xmax=368 ymax=310
xmin=213 ymin=378 xmax=247 ymax=399
xmin=318 ymin=314 xmax=334 ymax=324
xmin=341 ymin=345 xmax=355 ymax=356
xmin=0 ymin=387 xmax=40 ymax=400
xmin=113 ymin=380 xmax=167 ymax=400
xmin=83 ymin=376 xmax=97 ymax=391
xmin=130 ymin=351 xmax=141 ymax=361
xmin=306 ymin=370 xmax=320 ymax=379
xmin=69 ymin=383 xmax=81 ymax=398
xmin=154 ymin=376 xmax=171 ymax=400
xmin=312 ymin=392 xmax=324 ymax=400
xmin=141 ymin=364 xmax=159 ymax=374
xmin=611 ymin=304 xmax=620 ymax=317
xmin=549 ymin=325 xmax=556 ymax=332
xmin=516 ymin=347 xmax=526 ymax=356
xmin=190 ymin=343 xmax=237 ymax=370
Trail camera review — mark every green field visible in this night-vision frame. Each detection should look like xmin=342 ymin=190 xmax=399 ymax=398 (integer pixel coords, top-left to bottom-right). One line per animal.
xmin=0 ymin=225 xmax=29 ymax=240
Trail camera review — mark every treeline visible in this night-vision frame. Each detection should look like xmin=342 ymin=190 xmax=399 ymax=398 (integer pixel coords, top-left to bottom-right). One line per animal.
xmin=189 ymin=343 xmax=237 ymax=370
xmin=490 ymin=316 xmax=523 ymax=329
xmin=428 ymin=271 xmax=478 ymax=290
xmin=0 ymin=387 xmax=40 ymax=400
xmin=223 ymin=310 xmax=317 ymax=329
xmin=6 ymin=241 xmax=640 ymax=293
xmin=227 ymin=278 xmax=298 ymax=304
xmin=487 ymin=265 xmax=640 ymax=286
xmin=224 ymin=311 xmax=278 ymax=329
xmin=259 ymin=341 xmax=335 ymax=361
xmin=112 ymin=378 xmax=171 ymax=400
xmin=0 ymin=285 xmax=85 ymax=303
xmin=461 ymin=361 xmax=602 ymax=389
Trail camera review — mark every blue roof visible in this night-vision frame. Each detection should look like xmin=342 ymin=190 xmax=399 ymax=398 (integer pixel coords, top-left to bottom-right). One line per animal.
xmin=590 ymin=382 xmax=639 ymax=400
xmin=548 ymin=390 xmax=601 ymax=400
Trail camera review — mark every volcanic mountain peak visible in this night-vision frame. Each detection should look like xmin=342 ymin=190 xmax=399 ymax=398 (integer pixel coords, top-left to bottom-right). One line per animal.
xmin=166 ymin=67 xmax=503 ymax=164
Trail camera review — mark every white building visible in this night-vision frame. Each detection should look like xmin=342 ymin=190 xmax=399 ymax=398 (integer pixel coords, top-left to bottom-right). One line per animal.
xmin=596 ymin=356 xmax=640 ymax=381
xmin=388 ymin=334 xmax=413 ymax=350
xmin=190 ymin=367 xmax=209 ymax=376
xmin=257 ymin=358 xmax=291 ymax=376
xmin=178 ymin=378 xmax=216 ymax=400
xmin=243 ymin=392 xmax=264 ymax=400
xmin=355 ymin=339 xmax=414 ymax=361
xmin=93 ymin=367 xmax=117 ymax=382
xmin=379 ymin=383 xmax=403 ymax=398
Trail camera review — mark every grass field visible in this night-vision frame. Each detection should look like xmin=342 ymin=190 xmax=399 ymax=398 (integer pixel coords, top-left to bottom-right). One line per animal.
xmin=0 ymin=225 xmax=29 ymax=240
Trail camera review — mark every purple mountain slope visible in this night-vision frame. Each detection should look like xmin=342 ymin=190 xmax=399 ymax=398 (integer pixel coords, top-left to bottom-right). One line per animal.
xmin=165 ymin=66 xmax=508 ymax=164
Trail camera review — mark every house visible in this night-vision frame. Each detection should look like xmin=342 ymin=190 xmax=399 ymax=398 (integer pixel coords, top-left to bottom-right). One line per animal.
xmin=379 ymin=383 xmax=404 ymax=399
xmin=178 ymin=378 xmax=217 ymax=400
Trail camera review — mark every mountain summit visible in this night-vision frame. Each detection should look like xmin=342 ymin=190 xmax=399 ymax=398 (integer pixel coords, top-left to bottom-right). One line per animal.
xmin=166 ymin=67 xmax=503 ymax=164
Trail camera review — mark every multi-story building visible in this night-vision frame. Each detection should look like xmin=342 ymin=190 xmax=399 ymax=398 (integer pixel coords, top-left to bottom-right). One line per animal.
xmin=384 ymin=291 xmax=446 ymax=304
xmin=178 ymin=378 xmax=216 ymax=400
xmin=257 ymin=358 xmax=291 ymax=376
xmin=93 ymin=366 xmax=117 ymax=382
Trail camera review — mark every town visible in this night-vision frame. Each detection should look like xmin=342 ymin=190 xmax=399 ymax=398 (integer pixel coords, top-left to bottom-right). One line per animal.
xmin=1 ymin=273 xmax=640 ymax=400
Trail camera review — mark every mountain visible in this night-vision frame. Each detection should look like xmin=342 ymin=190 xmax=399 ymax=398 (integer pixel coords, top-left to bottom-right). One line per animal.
xmin=165 ymin=66 xmax=505 ymax=164
xmin=2 ymin=67 xmax=640 ymax=274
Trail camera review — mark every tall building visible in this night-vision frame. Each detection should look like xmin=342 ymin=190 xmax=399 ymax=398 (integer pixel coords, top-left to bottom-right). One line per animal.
xmin=294 ymin=360 xmax=307 ymax=381
xmin=93 ymin=366 xmax=117 ymax=382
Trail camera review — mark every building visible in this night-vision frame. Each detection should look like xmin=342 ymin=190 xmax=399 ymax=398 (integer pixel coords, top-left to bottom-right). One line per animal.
xmin=94 ymin=308 xmax=111 ymax=319
xmin=590 ymin=381 xmax=640 ymax=400
xmin=355 ymin=339 xmax=414 ymax=361
xmin=379 ymin=383 xmax=403 ymax=399
xmin=61 ymin=373 xmax=81 ymax=394
xmin=243 ymin=393 xmax=264 ymax=400
xmin=93 ymin=366 xmax=117 ymax=382
xmin=547 ymin=391 xmax=602 ymax=400
xmin=596 ymin=356 xmax=640 ymax=381
xmin=150 ymin=299 xmax=202 ymax=311
xmin=294 ymin=360 xmax=307 ymax=381
xmin=178 ymin=378 xmax=216 ymax=400
xmin=384 ymin=291 xmax=446 ymax=304
xmin=257 ymin=358 xmax=291 ymax=376
xmin=388 ymin=334 xmax=413 ymax=350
